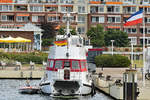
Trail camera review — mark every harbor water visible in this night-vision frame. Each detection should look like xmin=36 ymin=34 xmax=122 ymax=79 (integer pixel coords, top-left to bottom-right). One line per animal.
xmin=0 ymin=79 xmax=113 ymax=100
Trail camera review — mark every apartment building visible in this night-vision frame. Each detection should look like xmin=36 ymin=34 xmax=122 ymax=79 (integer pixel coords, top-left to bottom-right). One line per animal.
xmin=0 ymin=0 xmax=150 ymax=45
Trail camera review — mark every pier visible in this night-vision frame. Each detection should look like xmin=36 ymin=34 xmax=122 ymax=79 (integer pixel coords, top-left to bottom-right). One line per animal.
xmin=0 ymin=67 xmax=44 ymax=79
xmin=93 ymin=68 xmax=150 ymax=100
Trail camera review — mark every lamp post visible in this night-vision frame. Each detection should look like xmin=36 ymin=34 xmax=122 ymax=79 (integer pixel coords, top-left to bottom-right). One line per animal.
xmin=130 ymin=41 xmax=134 ymax=69
xmin=111 ymin=40 xmax=115 ymax=55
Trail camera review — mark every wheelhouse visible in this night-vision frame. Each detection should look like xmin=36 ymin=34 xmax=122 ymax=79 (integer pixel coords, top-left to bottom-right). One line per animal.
xmin=46 ymin=59 xmax=87 ymax=72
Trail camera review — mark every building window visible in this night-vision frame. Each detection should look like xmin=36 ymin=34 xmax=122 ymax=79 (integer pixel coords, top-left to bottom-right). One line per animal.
xmin=91 ymin=16 xmax=104 ymax=23
xmin=1 ymin=15 xmax=14 ymax=21
xmin=47 ymin=16 xmax=59 ymax=22
xmin=30 ymin=0 xmax=41 ymax=3
xmin=61 ymin=7 xmax=73 ymax=13
xmin=46 ymin=0 xmax=57 ymax=3
xmin=98 ymin=6 xmax=104 ymax=13
xmin=123 ymin=7 xmax=136 ymax=14
xmin=62 ymin=16 xmax=75 ymax=22
xmin=78 ymin=6 xmax=85 ymax=13
xmin=99 ymin=16 xmax=104 ymax=23
xmin=128 ymin=37 xmax=137 ymax=45
xmin=0 ymin=5 xmax=13 ymax=11
xmin=124 ymin=28 xmax=137 ymax=34
xmin=78 ymin=27 xmax=85 ymax=34
xmin=16 ymin=0 xmax=27 ymax=3
xmin=30 ymin=6 xmax=43 ymax=12
xmin=107 ymin=6 xmax=120 ymax=13
xmin=45 ymin=7 xmax=57 ymax=12
xmin=60 ymin=0 xmax=73 ymax=4
xmin=90 ymin=6 xmax=98 ymax=13
xmin=78 ymin=16 xmax=85 ymax=23
xmin=32 ymin=16 xmax=45 ymax=22
xmin=16 ymin=16 xmax=29 ymax=22
xmin=107 ymin=16 xmax=121 ymax=23
xmin=78 ymin=0 xmax=84 ymax=3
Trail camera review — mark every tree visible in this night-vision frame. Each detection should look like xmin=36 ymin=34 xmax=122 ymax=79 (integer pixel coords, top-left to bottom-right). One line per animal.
xmin=42 ymin=38 xmax=54 ymax=47
xmin=40 ymin=22 xmax=56 ymax=39
xmin=87 ymin=24 xmax=105 ymax=47
xmin=58 ymin=27 xmax=77 ymax=35
xmin=105 ymin=29 xmax=129 ymax=47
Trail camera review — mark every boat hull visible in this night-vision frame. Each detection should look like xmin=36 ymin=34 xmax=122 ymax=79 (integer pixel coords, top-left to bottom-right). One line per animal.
xmin=19 ymin=87 xmax=39 ymax=94
xmin=41 ymin=81 xmax=92 ymax=96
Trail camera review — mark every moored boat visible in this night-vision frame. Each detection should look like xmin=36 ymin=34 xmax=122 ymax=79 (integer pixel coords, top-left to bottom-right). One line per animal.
xmin=19 ymin=86 xmax=39 ymax=94
xmin=40 ymin=13 xmax=93 ymax=96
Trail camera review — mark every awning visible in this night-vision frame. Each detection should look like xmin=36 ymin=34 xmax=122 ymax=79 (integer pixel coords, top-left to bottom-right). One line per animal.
xmin=89 ymin=1 xmax=101 ymax=4
xmin=106 ymin=2 xmax=123 ymax=5
xmin=15 ymin=37 xmax=31 ymax=43
xmin=0 ymin=37 xmax=15 ymax=43
xmin=45 ymin=5 xmax=58 ymax=7
xmin=0 ymin=37 xmax=31 ymax=43
xmin=0 ymin=0 xmax=13 ymax=3
xmin=17 ymin=13 xmax=30 ymax=16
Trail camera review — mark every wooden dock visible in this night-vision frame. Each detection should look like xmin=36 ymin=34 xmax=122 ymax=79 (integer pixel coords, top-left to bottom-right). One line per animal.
xmin=94 ymin=68 xmax=150 ymax=100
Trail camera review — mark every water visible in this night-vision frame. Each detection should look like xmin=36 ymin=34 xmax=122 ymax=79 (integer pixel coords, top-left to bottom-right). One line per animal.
xmin=0 ymin=80 xmax=113 ymax=100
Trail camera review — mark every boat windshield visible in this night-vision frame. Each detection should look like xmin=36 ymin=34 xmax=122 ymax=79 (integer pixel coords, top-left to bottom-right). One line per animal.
xmin=64 ymin=60 xmax=70 ymax=68
xmin=55 ymin=60 xmax=63 ymax=69
xmin=72 ymin=61 xmax=80 ymax=69
xmin=81 ymin=61 xmax=86 ymax=69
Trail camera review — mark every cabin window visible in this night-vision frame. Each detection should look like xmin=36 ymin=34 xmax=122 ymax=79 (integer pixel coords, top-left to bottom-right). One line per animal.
xmin=81 ymin=61 xmax=86 ymax=69
xmin=72 ymin=61 xmax=80 ymax=69
xmin=55 ymin=60 xmax=63 ymax=69
xmin=64 ymin=60 xmax=70 ymax=68
xmin=50 ymin=60 xmax=54 ymax=68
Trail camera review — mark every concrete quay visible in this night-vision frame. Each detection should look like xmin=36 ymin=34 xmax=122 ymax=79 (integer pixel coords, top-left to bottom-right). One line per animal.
xmin=94 ymin=68 xmax=150 ymax=100
xmin=0 ymin=67 xmax=44 ymax=79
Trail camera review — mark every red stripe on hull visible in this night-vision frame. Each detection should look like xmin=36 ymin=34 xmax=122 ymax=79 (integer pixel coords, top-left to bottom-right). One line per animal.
xmin=124 ymin=18 xmax=142 ymax=26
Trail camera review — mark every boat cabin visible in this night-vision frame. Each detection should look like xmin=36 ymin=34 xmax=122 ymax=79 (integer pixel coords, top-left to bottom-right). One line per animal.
xmin=46 ymin=59 xmax=87 ymax=72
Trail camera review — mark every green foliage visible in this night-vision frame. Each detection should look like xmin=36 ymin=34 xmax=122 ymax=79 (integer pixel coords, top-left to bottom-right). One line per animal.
xmin=87 ymin=24 xmax=105 ymax=47
xmin=70 ymin=28 xmax=77 ymax=35
xmin=105 ymin=29 xmax=129 ymax=47
xmin=0 ymin=52 xmax=48 ymax=64
xmin=42 ymin=38 xmax=54 ymax=47
xmin=58 ymin=27 xmax=77 ymax=35
xmin=58 ymin=27 xmax=66 ymax=35
xmin=95 ymin=54 xmax=131 ymax=67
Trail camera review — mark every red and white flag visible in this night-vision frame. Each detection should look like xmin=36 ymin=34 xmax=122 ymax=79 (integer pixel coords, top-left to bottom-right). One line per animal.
xmin=124 ymin=10 xmax=143 ymax=26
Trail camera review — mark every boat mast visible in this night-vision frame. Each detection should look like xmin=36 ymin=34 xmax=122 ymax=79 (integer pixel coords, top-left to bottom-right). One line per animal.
xmin=66 ymin=13 xmax=71 ymax=37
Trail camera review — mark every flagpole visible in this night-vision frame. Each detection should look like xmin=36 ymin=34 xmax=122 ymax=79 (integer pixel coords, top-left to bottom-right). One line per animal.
xmin=143 ymin=8 xmax=146 ymax=87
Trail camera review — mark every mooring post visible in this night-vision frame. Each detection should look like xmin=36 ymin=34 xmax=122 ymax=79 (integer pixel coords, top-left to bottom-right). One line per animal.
xmin=123 ymin=69 xmax=138 ymax=100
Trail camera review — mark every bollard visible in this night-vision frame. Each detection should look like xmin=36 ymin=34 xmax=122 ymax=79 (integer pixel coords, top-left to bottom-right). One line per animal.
xmin=123 ymin=69 xmax=138 ymax=100
xmin=20 ymin=71 xmax=23 ymax=78
xmin=30 ymin=71 xmax=32 ymax=79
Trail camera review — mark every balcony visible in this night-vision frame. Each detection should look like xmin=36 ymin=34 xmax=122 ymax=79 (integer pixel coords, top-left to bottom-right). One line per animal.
xmin=14 ymin=5 xmax=28 ymax=12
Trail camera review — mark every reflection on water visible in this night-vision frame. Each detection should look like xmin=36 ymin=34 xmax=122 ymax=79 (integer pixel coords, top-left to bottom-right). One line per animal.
xmin=0 ymin=80 xmax=112 ymax=100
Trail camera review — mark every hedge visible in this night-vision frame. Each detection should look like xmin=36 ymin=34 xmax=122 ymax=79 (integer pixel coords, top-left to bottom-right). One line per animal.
xmin=95 ymin=54 xmax=131 ymax=67
xmin=0 ymin=52 xmax=48 ymax=64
